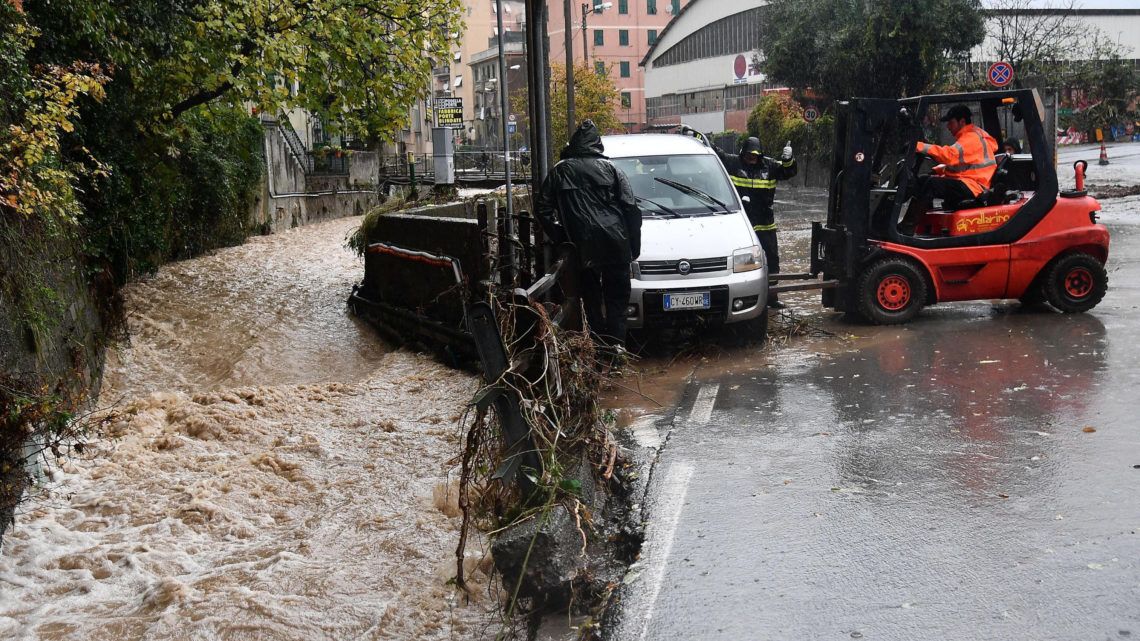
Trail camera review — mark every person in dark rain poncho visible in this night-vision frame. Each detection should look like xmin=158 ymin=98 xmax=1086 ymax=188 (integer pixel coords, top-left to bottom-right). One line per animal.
xmin=536 ymin=120 xmax=642 ymax=352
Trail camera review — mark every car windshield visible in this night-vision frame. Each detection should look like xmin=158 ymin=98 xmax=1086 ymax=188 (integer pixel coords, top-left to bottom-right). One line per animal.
xmin=612 ymin=154 xmax=740 ymax=217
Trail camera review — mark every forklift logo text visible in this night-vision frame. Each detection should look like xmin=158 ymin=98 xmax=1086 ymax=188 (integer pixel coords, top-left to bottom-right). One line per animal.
xmin=956 ymin=210 xmax=1012 ymax=233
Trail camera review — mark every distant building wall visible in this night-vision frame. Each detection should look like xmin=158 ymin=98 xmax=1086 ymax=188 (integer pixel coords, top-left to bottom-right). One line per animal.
xmin=549 ymin=0 xmax=690 ymax=132
xmin=254 ymin=121 xmax=379 ymax=234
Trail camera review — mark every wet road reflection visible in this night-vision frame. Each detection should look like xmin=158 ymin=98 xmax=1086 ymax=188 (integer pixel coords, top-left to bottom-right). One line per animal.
xmin=609 ymin=190 xmax=1140 ymax=640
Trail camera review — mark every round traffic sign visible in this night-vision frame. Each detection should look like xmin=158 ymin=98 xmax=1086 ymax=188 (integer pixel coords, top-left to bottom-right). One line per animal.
xmin=733 ymin=54 xmax=747 ymax=80
xmin=988 ymin=61 xmax=1014 ymax=88
xmin=803 ymin=105 xmax=820 ymax=123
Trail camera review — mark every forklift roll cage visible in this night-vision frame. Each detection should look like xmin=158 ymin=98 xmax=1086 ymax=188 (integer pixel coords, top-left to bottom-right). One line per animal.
xmin=816 ymin=86 xmax=1053 ymax=269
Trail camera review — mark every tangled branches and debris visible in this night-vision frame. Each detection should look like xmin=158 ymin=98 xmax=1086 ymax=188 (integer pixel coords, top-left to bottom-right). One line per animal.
xmin=766 ymin=308 xmax=847 ymax=344
xmin=454 ymin=290 xmax=636 ymax=639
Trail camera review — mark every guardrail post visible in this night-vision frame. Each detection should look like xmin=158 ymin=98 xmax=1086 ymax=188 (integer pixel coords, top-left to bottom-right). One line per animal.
xmin=497 ymin=206 xmax=516 ymax=289
xmin=518 ymin=211 xmax=533 ymax=288
xmin=477 ymin=201 xmax=490 ymax=260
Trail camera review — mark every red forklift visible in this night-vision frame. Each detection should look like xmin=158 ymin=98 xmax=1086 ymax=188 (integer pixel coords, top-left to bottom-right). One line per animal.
xmin=779 ymin=88 xmax=1110 ymax=324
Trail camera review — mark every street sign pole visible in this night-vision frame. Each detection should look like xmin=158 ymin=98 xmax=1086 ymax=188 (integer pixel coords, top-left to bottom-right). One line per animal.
xmin=499 ymin=0 xmax=517 ymax=226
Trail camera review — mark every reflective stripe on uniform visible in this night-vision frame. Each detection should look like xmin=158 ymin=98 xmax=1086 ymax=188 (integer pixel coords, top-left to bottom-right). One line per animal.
xmin=953 ymin=143 xmax=965 ymax=164
xmin=975 ymin=130 xmax=992 ymax=161
xmin=781 ymin=159 xmax=794 ymax=167
xmin=731 ymin=176 xmax=777 ymax=189
xmin=753 ymin=222 xmax=778 ymax=231
xmin=944 ymin=159 xmax=997 ymax=172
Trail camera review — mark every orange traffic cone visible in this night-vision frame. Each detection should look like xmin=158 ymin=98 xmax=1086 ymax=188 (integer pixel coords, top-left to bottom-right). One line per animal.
xmin=1099 ymin=141 xmax=1110 ymax=166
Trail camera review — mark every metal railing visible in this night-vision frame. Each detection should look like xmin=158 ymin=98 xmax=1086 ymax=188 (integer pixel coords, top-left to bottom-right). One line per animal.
xmin=378 ymin=151 xmax=534 ymax=183
xmin=278 ymin=116 xmax=314 ymax=174
xmin=276 ymin=114 xmax=351 ymax=176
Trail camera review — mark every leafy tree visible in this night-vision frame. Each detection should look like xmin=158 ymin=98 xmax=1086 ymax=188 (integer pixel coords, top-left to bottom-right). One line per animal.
xmin=513 ymin=61 xmax=622 ymax=158
xmin=745 ymin=94 xmax=834 ymax=170
xmin=758 ymin=0 xmax=986 ymax=103
xmin=16 ymin=0 xmax=467 ymax=283
xmin=0 ymin=4 xmax=108 ymax=225
xmin=25 ymin=0 xmax=465 ymax=141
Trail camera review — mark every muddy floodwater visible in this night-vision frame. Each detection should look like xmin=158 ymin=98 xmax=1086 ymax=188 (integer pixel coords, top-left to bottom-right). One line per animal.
xmin=0 ymin=217 xmax=497 ymax=640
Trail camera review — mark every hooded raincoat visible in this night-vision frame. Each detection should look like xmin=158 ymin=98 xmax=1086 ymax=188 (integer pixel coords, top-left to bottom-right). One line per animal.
xmin=536 ymin=122 xmax=642 ymax=269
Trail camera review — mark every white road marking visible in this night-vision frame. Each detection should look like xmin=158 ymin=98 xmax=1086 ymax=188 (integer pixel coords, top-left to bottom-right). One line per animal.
xmin=629 ymin=414 xmax=664 ymax=449
xmin=638 ymin=461 xmax=695 ymax=641
xmin=688 ymin=383 xmax=719 ymax=425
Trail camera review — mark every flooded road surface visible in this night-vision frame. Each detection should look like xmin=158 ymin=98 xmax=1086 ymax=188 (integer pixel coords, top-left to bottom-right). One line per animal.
xmin=610 ymin=194 xmax=1140 ymax=639
xmin=0 ymin=217 xmax=496 ymax=640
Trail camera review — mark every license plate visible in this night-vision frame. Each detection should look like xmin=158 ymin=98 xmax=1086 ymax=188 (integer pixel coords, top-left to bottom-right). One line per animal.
xmin=663 ymin=292 xmax=710 ymax=310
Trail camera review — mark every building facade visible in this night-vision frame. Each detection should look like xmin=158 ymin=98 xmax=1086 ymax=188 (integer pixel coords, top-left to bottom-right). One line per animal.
xmin=642 ymin=0 xmax=1140 ymax=135
xmin=548 ymin=0 xmax=689 ymax=131
xmin=641 ymin=0 xmax=773 ymax=133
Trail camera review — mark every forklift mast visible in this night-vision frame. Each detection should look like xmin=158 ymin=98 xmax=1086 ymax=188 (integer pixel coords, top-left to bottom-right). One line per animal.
xmin=811 ymin=98 xmax=901 ymax=310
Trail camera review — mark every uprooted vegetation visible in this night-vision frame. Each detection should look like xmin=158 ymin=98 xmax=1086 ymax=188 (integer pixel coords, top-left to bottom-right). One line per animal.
xmin=454 ymin=290 xmax=640 ymax=640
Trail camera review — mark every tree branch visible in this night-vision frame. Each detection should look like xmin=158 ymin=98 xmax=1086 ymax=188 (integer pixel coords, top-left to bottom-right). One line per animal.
xmin=168 ymin=37 xmax=258 ymax=120
xmin=169 ymin=80 xmax=236 ymax=119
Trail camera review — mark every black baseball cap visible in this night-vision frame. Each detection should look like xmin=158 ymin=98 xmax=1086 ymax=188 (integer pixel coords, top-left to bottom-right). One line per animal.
xmin=940 ymin=104 xmax=972 ymax=122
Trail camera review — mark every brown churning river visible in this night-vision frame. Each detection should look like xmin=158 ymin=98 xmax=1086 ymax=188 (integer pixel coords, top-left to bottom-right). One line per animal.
xmin=0 ymin=216 xmax=497 ymax=640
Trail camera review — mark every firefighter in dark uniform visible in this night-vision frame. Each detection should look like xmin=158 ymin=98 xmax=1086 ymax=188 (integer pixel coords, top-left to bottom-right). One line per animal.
xmin=681 ymin=128 xmax=796 ymax=307
xmin=719 ymin=136 xmax=797 ymax=307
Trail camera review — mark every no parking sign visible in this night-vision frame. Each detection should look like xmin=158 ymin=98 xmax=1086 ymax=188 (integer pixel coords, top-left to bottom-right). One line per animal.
xmin=988 ymin=61 xmax=1014 ymax=88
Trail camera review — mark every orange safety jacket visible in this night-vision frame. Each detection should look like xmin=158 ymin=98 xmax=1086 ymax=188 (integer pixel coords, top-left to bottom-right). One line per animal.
xmin=915 ymin=124 xmax=999 ymax=196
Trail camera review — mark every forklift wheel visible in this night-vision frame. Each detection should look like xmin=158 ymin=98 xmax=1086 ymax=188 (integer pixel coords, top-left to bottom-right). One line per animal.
xmin=1018 ymin=282 xmax=1046 ymax=308
xmin=1042 ymin=253 xmax=1108 ymax=313
xmin=856 ymin=257 xmax=928 ymax=324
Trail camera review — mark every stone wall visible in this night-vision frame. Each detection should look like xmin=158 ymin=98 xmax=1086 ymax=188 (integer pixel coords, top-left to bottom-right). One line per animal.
xmin=1 ymin=220 xmax=106 ymax=541
xmin=252 ymin=122 xmax=381 ymax=233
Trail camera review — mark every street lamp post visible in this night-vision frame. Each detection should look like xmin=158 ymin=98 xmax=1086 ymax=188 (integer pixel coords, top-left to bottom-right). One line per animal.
xmin=581 ymin=2 xmax=612 ymax=64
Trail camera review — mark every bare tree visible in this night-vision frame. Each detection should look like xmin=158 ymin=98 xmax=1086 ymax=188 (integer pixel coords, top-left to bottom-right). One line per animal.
xmin=982 ymin=0 xmax=1128 ymax=89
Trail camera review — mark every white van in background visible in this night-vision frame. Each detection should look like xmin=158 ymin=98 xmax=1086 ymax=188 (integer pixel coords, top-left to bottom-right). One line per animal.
xmin=603 ymin=134 xmax=769 ymax=338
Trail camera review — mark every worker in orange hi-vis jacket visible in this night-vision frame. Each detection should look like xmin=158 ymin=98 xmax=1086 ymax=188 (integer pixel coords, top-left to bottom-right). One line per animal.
xmin=902 ymin=103 xmax=999 ymax=228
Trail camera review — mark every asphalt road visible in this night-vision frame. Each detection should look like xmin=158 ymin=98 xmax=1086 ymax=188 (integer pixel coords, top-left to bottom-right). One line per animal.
xmin=609 ymin=170 xmax=1140 ymax=639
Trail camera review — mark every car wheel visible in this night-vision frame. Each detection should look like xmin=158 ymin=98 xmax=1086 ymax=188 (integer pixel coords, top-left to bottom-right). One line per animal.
xmin=1042 ymin=253 xmax=1107 ymax=313
xmin=727 ymin=310 xmax=769 ymax=346
xmin=856 ymin=257 xmax=928 ymax=325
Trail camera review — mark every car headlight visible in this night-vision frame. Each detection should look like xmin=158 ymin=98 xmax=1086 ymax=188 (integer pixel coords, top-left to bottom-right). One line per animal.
xmin=733 ymin=245 xmax=763 ymax=273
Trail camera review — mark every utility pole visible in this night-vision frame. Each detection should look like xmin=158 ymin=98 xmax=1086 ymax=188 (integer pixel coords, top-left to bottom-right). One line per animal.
xmin=564 ymin=0 xmax=575 ymax=139
xmin=496 ymin=0 xmax=514 ymax=264
xmin=581 ymin=3 xmax=588 ymax=65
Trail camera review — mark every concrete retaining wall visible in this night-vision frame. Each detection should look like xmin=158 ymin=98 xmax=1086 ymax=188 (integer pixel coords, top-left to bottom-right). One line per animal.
xmin=1 ymin=221 xmax=105 ymax=541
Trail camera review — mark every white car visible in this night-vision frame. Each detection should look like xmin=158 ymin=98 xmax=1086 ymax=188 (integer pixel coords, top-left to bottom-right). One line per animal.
xmin=603 ymin=134 xmax=769 ymax=337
